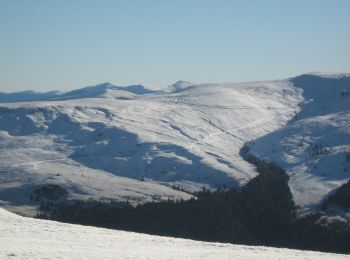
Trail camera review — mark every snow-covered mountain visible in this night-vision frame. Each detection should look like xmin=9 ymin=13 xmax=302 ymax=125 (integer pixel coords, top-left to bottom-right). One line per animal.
xmin=247 ymin=73 xmax=350 ymax=213
xmin=0 ymin=83 xmax=160 ymax=103
xmin=0 ymin=90 xmax=63 ymax=103
xmin=0 ymin=73 xmax=349 ymax=216
xmin=0 ymin=207 xmax=347 ymax=260
xmin=54 ymin=82 xmax=160 ymax=100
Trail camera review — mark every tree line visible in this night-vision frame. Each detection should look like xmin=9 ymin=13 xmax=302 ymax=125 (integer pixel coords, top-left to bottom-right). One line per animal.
xmin=37 ymin=158 xmax=350 ymax=254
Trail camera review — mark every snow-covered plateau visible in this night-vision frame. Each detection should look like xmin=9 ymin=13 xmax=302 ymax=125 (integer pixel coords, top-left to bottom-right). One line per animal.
xmin=0 ymin=207 xmax=349 ymax=260
xmin=0 ymin=73 xmax=349 ymax=216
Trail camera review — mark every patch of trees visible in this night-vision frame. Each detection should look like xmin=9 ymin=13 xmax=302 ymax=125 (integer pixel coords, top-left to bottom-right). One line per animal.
xmin=38 ymin=157 xmax=350 ymax=254
xmin=30 ymin=184 xmax=67 ymax=202
xmin=324 ymin=179 xmax=350 ymax=210
xmin=346 ymin=153 xmax=350 ymax=162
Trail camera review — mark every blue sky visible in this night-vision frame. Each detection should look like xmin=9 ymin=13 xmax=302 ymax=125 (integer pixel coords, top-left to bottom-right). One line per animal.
xmin=1 ymin=0 xmax=349 ymax=92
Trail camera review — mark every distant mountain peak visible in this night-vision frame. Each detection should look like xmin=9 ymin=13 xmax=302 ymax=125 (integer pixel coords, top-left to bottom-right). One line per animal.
xmin=173 ymin=80 xmax=191 ymax=85
xmin=95 ymin=82 xmax=116 ymax=88
xmin=166 ymin=80 xmax=193 ymax=93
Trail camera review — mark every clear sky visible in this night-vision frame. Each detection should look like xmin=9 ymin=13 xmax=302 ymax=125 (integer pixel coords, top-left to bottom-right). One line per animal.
xmin=1 ymin=0 xmax=349 ymax=92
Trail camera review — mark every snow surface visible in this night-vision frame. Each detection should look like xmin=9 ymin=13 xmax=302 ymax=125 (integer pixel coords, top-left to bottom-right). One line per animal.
xmin=1 ymin=208 xmax=348 ymax=260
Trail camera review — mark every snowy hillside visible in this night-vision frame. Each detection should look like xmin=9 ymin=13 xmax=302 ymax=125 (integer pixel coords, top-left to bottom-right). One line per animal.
xmin=247 ymin=74 xmax=350 ymax=213
xmin=0 ymin=73 xmax=349 ymax=216
xmin=0 ymin=79 xmax=301 ymax=215
xmin=0 ymin=208 xmax=348 ymax=260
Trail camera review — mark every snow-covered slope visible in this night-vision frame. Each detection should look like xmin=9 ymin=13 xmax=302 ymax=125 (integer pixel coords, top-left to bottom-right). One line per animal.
xmin=247 ymin=74 xmax=350 ymax=213
xmin=0 ymin=79 xmax=302 ymax=215
xmin=0 ymin=208 xmax=348 ymax=260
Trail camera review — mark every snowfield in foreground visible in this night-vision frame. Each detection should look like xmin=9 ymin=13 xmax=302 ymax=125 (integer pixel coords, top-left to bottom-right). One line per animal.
xmin=0 ymin=208 xmax=349 ymax=260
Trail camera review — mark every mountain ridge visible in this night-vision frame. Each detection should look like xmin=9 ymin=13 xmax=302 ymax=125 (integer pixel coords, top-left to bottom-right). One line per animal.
xmin=0 ymin=73 xmax=349 ymax=219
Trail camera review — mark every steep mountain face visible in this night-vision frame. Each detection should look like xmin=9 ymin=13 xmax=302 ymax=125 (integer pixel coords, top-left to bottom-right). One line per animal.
xmin=0 ymin=74 xmax=348 ymax=217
